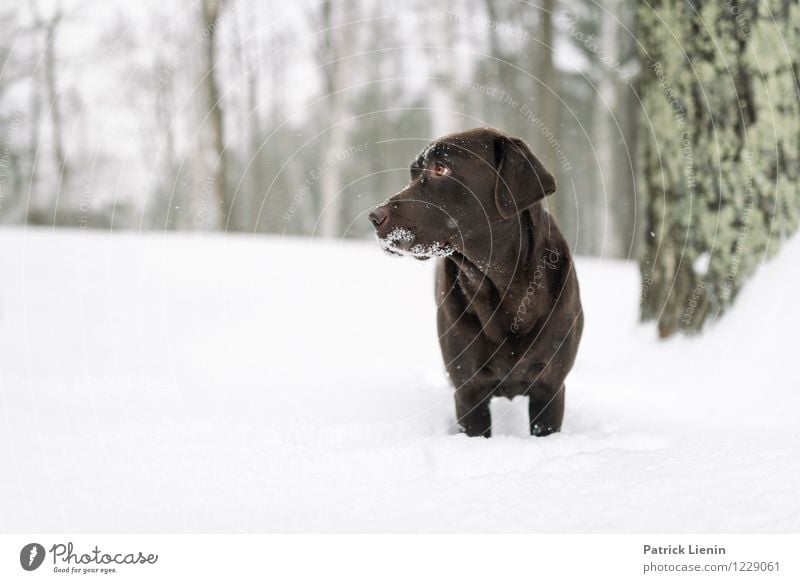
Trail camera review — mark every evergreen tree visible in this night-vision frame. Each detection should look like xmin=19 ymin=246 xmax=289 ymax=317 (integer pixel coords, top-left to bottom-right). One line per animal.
xmin=637 ymin=0 xmax=800 ymax=337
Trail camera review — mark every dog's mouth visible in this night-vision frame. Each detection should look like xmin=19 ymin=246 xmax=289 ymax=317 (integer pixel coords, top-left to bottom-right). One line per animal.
xmin=377 ymin=227 xmax=454 ymax=260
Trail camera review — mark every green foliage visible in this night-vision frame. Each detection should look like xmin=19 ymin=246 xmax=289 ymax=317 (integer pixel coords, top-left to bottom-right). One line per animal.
xmin=637 ymin=0 xmax=800 ymax=337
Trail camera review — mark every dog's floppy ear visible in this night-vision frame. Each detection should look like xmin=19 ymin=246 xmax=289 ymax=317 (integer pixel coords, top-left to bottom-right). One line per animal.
xmin=493 ymin=136 xmax=556 ymax=219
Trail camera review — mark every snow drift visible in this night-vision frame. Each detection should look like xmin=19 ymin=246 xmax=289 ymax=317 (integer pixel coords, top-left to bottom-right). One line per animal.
xmin=0 ymin=228 xmax=797 ymax=532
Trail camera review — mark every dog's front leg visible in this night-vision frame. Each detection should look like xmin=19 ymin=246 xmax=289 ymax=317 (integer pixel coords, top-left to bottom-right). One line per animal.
xmin=528 ymin=384 xmax=564 ymax=436
xmin=455 ymin=386 xmax=493 ymax=438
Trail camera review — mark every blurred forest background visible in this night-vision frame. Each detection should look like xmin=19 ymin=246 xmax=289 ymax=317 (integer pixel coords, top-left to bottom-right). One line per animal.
xmin=0 ymin=0 xmax=639 ymax=254
xmin=0 ymin=0 xmax=798 ymax=336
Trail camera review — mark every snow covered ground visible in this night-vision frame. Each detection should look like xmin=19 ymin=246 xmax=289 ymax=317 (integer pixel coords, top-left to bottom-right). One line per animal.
xmin=0 ymin=227 xmax=798 ymax=532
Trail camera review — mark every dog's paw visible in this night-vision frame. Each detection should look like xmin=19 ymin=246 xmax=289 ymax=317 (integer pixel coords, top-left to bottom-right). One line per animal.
xmin=531 ymin=423 xmax=557 ymax=437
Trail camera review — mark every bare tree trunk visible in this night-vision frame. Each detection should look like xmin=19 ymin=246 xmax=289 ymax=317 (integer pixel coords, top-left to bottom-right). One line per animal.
xmin=25 ymin=4 xmax=66 ymax=224
xmin=317 ymin=1 xmax=351 ymax=239
xmin=42 ymin=6 xmax=67 ymax=213
xmin=244 ymin=15 xmax=265 ymax=234
xmin=533 ymin=1 xmax=564 ymax=222
xmin=592 ymin=0 xmax=620 ymax=256
xmin=483 ymin=0 xmax=522 ymax=118
xmin=153 ymin=73 xmax=180 ymax=230
xmin=27 ymin=51 xmax=41 ymax=218
xmin=228 ymin=4 xmax=252 ymax=230
xmin=427 ymin=0 xmax=458 ymax=138
xmin=534 ymin=1 xmax=557 ymax=147
xmin=201 ymin=0 xmax=230 ymax=230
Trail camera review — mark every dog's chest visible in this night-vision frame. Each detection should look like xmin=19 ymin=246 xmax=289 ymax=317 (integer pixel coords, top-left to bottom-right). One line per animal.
xmin=454 ymin=267 xmax=545 ymax=339
xmin=454 ymin=264 xmax=490 ymax=303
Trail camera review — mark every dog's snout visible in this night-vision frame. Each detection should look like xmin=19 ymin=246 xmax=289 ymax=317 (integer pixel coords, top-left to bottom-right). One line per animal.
xmin=368 ymin=207 xmax=388 ymax=227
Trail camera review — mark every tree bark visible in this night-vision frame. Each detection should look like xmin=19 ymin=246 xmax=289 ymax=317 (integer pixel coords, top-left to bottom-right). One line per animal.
xmin=637 ymin=0 xmax=800 ymax=337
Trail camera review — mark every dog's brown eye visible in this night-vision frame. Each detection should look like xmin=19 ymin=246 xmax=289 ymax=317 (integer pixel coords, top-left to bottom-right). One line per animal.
xmin=433 ymin=163 xmax=448 ymax=176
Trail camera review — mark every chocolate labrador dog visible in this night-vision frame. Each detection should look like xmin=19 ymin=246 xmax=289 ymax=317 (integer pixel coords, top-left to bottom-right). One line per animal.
xmin=368 ymin=127 xmax=583 ymax=437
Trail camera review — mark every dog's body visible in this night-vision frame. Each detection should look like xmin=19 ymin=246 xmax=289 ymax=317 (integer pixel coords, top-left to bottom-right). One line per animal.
xmin=369 ymin=127 xmax=583 ymax=437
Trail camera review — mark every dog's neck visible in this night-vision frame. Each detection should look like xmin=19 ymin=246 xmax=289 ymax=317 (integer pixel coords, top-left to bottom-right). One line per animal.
xmin=457 ymin=207 xmax=549 ymax=292
xmin=450 ymin=206 xmax=561 ymax=339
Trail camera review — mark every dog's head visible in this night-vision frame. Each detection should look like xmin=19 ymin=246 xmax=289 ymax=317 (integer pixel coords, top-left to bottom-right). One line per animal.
xmin=368 ymin=127 xmax=555 ymax=259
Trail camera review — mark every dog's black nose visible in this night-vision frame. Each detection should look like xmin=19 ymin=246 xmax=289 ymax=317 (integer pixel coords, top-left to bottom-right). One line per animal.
xmin=368 ymin=207 xmax=388 ymax=227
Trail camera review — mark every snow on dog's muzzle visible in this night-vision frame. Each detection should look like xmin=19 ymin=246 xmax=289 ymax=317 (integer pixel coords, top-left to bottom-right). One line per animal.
xmin=377 ymin=227 xmax=454 ymax=259
xmin=377 ymin=227 xmax=415 ymax=255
